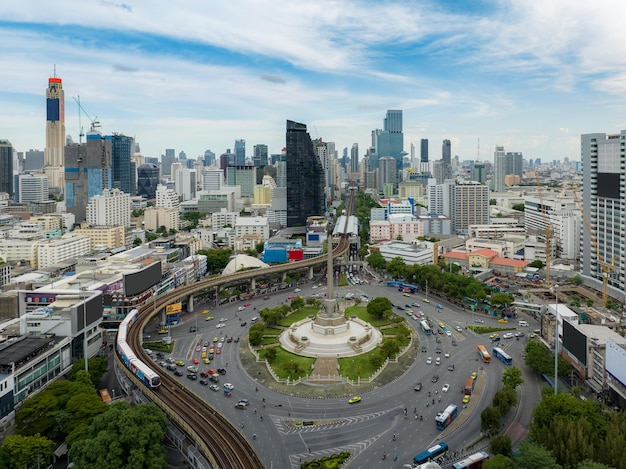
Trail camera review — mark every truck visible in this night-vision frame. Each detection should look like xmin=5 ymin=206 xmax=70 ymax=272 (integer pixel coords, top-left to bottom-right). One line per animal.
xmin=464 ymin=378 xmax=475 ymax=395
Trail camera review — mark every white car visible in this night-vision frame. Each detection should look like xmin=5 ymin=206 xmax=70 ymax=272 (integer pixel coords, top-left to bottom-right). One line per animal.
xmin=426 ymin=356 xmax=433 ymax=364
xmin=294 ymin=288 xmax=302 ymax=292
xmin=435 ymin=357 xmax=441 ymax=365
xmin=238 ymin=306 xmax=245 ymax=311
xmin=444 ymin=352 xmax=450 ymax=358
xmin=216 ymin=323 xmax=226 ymax=328
xmin=503 ymin=333 xmax=514 ymax=339
xmin=455 ymin=325 xmax=463 ymax=332
xmin=220 ymin=317 xmax=228 ymax=322
xmin=224 ymin=383 xmax=234 ymax=390
xmin=442 ymin=384 xmax=450 ymax=393
xmin=312 ymin=285 xmax=318 ymax=289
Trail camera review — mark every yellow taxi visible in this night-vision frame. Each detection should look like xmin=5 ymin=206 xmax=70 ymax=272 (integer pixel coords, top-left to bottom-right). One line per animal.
xmin=202 ymin=309 xmax=211 ymax=315
xmin=463 ymin=394 xmax=471 ymax=404
xmin=205 ymin=315 xmax=214 ymax=321
xmin=471 ymin=371 xmax=478 ymax=380
xmin=348 ymin=396 xmax=362 ymax=404
xmin=403 ymin=293 xmax=411 ymax=297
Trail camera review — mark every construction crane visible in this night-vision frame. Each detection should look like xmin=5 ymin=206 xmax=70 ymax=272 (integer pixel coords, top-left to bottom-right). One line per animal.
xmin=535 ymin=174 xmax=553 ymax=285
xmin=574 ymin=192 xmax=617 ymax=306
xmin=72 ymin=95 xmax=101 ymax=144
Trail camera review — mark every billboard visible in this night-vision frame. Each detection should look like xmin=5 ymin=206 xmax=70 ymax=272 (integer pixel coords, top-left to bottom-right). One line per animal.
xmin=606 ymin=339 xmax=626 ymax=387
xmin=166 ymin=302 xmax=182 ymax=315
xmin=124 ymin=261 xmax=162 ymax=297
xmin=562 ymin=320 xmax=587 ymax=366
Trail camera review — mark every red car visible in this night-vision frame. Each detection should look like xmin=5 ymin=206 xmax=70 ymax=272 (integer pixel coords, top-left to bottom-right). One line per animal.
xmin=226 ymin=336 xmax=233 ymax=343
xmin=287 ymin=295 xmax=295 ymax=300
xmin=244 ymin=302 xmax=251 ymax=307
xmin=192 ymin=357 xmax=199 ymax=364
xmin=263 ymin=296 xmax=270 ymax=300
xmin=216 ymin=348 xmax=221 ymax=355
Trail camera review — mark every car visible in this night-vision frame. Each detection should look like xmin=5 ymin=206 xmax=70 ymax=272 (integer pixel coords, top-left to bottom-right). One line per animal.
xmin=455 ymin=325 xmax=463 ymax=332
xmin=498 ymin=318 xmax=508 ymax=324
xmin=243 ymin=302 xmax=251 ymax=307
xmin=202 ymin=309 xmax=210 ymax=315
xmin=406 ymin=310 xmax=413 ymax=316
xmin=412 ymin=315 xmax=419 ymax=321
xmin=423 ymin=298 xmax=430 ymax=303
xmin=167 ymin=357 xmax=175 ymax=363
xmin=174 ymin=369 xmax=184 ymax=376
xmin=220 ymin=318 xmax=228 ymax=322
xmin=217 ymin=368 xmax=227 ymax=375
xmin=426 ymin=357 xmax=433 ymax=364
xmin=438 ymin=329 xmax=443 ymax=335
xmin=503 ymin=333 xmax=514 ymax=339
xmin=529 ymin=332 xmax=538 ymax=338
xmin=294 ymin=288 xmax=302 ymax=293
xmin=312 ymin=285 xmax=319 ymax=289
xmin=176 ymin=360 xmax=185 ymax=366
xmin=159 ymin=361 xmax=167 ymax=367
xmin=157 ymin=328 xmax=169 ymax=334
xmin=217 ymin=342 xmax=223 ymax=349
xmin=412 ymin=302 xmax=420 ymax=307
xmin=208 ymin=353 xmax=214 ymax=360
xmin=431 ymin=374 xmax=439 ymax=383
xmin=240 ymin=321 xmax=247 ymax=327
xmin=471 ymin=371 xmax=478 ymax=380
xmin=189 ymin=326 xmax=197 ymax=333
xmin=156 ymin=352 xmax=165 ymax=358
xmin=235 ymin=402 xmax=248 ymax=409
xmin=199 ymin=379 xmax=209 ymax=385
xmin=435 ymin=347 xmax=442 ymax=354
xmin=474 ymin=318 xmax=484 ymax=324
xmin=403 ymin=293 xmax=410 ymax=297
xmin=263 ymin=296 xmax=271 ymax=300
xmin=224 ymin=383 xmax=234 ymax=390
xmin=193 ymin=357 xmax=199 ymax=365
xmin=195 ymin=345 xmax=202 ymax=352
xmin=209 ymin=384 xmax=220 ymax=392
xmin=213 ymin=337 xmax=219 ymax=342
xmin=444 ymin=351 xmax=450 ymax=358
xmin=514 ymin=331 xmax=525 ymax=337
xmin=462 ymin=394 xmax=471 ymax=404
xmin=492 ymin=336 xmax=501 ymax=342
xmin=167 ymin=363 xmax=177 ymax=371
xmin=234 ymin=337 xmax=240 ymax=343
xmin=205 ymin=315 xmax=214 ymax=321
xmin=445 ymin=329 xmax=452 ymax=337
xmin=442 ymin=384 xmax=450 ymax=393
xmin=144 ymin=349 xmax=153 ymax=356
xmin=448 ymin=363 xmax=455 ymax=371
xmin=421 ymin=346 xmax=427 ymax=353
xmin=209 ymin=346 xmax=215 ymax=353
xmin=435 ymin=357 xmax=441 ymax=365
xmin=287 ymin=295 xmax=295 ymax=300
xmin=238 ymin=306 xmax=246 ymax=311
xmin=348 ymin=396 xmax=362 ymax=404
xmin=489 ymin=333 xmax=499 ymax=340
xmin=216 ymin=348 xmax=221 ymax=355
xmin=187 ymin=366 xmax=198 ymax=373
xmin=397 ymin=305 xmax=404 ymax=310
xmin=219 ymin=337 xmax=225 ymax=343
xmin=451 ymin=339 xmax=458 ymax=346
xmin=227 ymin=336 xmax=233 ymax=343
xmin=436 ymin=337 xmax=442 ymax=343
xmin=216 ymin=323 xmax=226 ymax=328
xmin=203 ymin=358 xmax=211 ymax=364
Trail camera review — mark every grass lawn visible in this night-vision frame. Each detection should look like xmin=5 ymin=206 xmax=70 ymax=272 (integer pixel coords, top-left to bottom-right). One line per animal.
xmin=260 ymin=337 xmax=278 ymax=345
xmin=338 ymin=348 xmax=380 ymax=380
xmin=262 ymin=327 xmax=282 ymax=335
xmin=345 ymin=305 xmax=394 ymax=327
xmin=262 ymin=347 xmax=315 ymax=380
xmin=381 ymin=326 xmax=405 ymax=335
xmin=143 ymin=341 xmax=174 ymax=353
xmin=468 ymin=325 xmax=515 ymax=334
xmin=277 ymin=306 xmax=319 ymax=327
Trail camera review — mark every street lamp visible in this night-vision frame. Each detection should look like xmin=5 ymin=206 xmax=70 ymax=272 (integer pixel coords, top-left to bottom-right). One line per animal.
xmin=553 ymin=284 xmax=559 ymax=395
xmin=425 ymin=279 xmax=429 ymax=300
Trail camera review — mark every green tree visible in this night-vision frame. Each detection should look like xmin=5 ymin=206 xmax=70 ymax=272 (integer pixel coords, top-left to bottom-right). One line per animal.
xmin=577 ymin=461 xmax=614 ymax=469
xmin=529 ymin=260 xmax=544 ymax=269
xmin=15 ymin=388 xmax=60 ymax=437
xmin=514 ymin=440 xmax=562 ymax=469
xmin=69 ymin=402 xmax=167 ymax=469
xmin=248 ymin=323 xmax=265 ymax=346
xmin=483 ymin=454 xmax=516 ymax=469
xmin=369 ymin=354 xmax=383 ymax=369
xmin=0 ymin=434 xmax=53 ymax=469
xmin=366 ymin=250 xmax=386 ymax=270
xmin=264 ymin=347 xmax=277 ymax=363
xmin=198 ymin=248 xmax=233 ymax=274
xmin=480 ymin=405 xmax=502 ymax=436
xmin=386 ymin=257 xmax=406 ymax=279
xmin=502 ymin=366 xmax=524 ymax=390
xmin=597 ymin=411 xmax=626 ymax=468
xmin=512 ymin=203 xmax=525 ymax=211
xmin=282 ymin=361 xmax=301 ymax=379
xmin=525 ymin=340 xmax=569 ymax=377
xmin=490 ymin=434 xmax=512 ymax=457
xmin=490 ymin=292 xmax=514 ymax=308
xmin=290 ymin=296 xmax=305 ymax=310
xmin=380 ymin=339 xmax=400 ymax=359
xmin=133 ymin=237 xmax=142 ymax=246
xmin=366 ymin=297 xmax=392 ymax=319
xmin=64 ymin=392 xmax=108 ymax=445
xmin=67 ymin=357 xmax=109 ymax=386
xmin=493 ymin=386 xmax=517 ymax=416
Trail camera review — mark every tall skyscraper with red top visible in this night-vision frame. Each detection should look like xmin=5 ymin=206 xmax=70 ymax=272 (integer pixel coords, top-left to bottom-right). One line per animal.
xmin=45 ymin=75 xmax=66 ymax=196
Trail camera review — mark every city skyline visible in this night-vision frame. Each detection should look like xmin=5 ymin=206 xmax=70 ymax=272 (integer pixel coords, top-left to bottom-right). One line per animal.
xmin=2 ymin=1 xmax=626 ymax=162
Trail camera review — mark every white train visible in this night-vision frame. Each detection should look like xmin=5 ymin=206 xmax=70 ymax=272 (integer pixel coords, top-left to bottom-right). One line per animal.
xmin=116 ymin=309 xmax=161 ymax=389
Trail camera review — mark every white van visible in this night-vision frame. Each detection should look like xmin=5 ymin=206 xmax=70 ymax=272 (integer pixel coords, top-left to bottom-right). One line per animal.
xmin=251 ymin=316 xmax=259 ymax=324
xmin=518 ymin=320 xmax=529 ymax=327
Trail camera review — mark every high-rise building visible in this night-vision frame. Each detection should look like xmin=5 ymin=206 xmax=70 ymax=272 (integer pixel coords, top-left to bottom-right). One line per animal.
xmin=375 ymin=110 xmax=404 ymax=174
xmin=111 ymin=134 xmax=135 ymax=195
xmin=24 ymin=150 xmax=44 ymax=171
xmin=276 ymin=151 xmax=287 ymax=187
xmin=493 ymin=146 xmax=507 ymax=192
xmin=174 ymin=166 xmax=196 ymax=201
xmin=86 ymin=188 xmax=131 ymax=227
xmin=433 ymin=160 xmax=452 ymax=184
xmin=137 ymin=163 xmax=160 ymax=198
xmin=15 ymin=174 xmax=48 ymax=203
xmin=581 ymin=132 xmax=626 ymax=300
xmin=350 ymin=143 xmax=359 ymax=173
xmin=65 ymin=133 xmax=113 ymax=223
xmin=0 ymin=140 xmax=14 ymax=197
xmin=471 ymin=162 xmax=487 ymax=183
xmin=253 ymin=144 xmax=268 ymax=167
xmin=234 ymin=139 xmax=246 ymax=166
xmin=226 ymin=165 xmax=255 ymax=197
xmin=156 ymin=183 xmax=180 ymax=209
xmin=202 ymin=168 xmax=224 ymax=191
xmin=449 ymin=180 xmax=490 ymax=234
xmin=378 ymin=156 xmax=397 ymax=193
xmin=203 ymin=149 xmax=215 ymax=167
xmin=285 ymin=120 xmax=324 ymax=227
xmin=442 ymin=139 xmax=451 ymax=165
xmin=420 ymin=139 xmax=429 ymax=163
xmin=44 ymin=76 xmax=66 ymax=194
xmin=161 ymin=149 xmax=175 ymax=177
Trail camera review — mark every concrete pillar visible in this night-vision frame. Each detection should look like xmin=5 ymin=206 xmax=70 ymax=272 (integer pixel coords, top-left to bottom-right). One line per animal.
xmin=251 ymin=278 xmax=256 ymax=290
xmin=309 ymin=266 xmax=314 ymax=280
xmin=282 ymin=272 xmax=287 ymax=283
xmin=187 ymin=295 xmax=194 ymax=312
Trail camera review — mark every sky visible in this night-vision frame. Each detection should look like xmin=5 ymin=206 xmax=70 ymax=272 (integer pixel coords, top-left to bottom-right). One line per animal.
xmin=3 ymin=0 xmax=626 ymax=163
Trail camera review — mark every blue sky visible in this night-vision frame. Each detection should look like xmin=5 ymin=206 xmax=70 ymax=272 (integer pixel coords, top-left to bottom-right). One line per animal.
xmin=2 ymin=0 xmax=626 ymax=163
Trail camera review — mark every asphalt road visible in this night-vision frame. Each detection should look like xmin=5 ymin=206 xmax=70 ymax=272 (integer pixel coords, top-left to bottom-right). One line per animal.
xmin=152 ymin=278 xmax=544 ymax=468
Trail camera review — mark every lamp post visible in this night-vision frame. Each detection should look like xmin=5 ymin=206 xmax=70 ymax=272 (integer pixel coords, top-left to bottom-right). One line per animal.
xmin=425 ymin=279 xmax=429 ymax=301
xmin=82 ymin=295 xmax=88 ymax=373
xmin=554 ymin=284 xmax=559 ymax=395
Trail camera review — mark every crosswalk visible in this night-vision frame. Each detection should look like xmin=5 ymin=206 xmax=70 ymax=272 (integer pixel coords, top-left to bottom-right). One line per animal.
xmin=288 ymin=435 xmax=382 ymax=469
xmin=271 ymin=408 xmax=396 ymax=435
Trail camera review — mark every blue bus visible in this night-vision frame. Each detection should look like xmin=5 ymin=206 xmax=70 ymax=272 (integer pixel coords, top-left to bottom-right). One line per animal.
xmin=492 ymin=346 xmax=512 ymax=365
xmin=452 ymin=451 xmax=490 ymax=469
xmin=414 ymin=442 xmax=448 ymax=464
xmin=387 ymin=280 xmax=403 ymax=288
xmin=435 ymin=404 xmax=458 ymax=430
xmin=420 ymin=320 xmax=432 ymax=335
